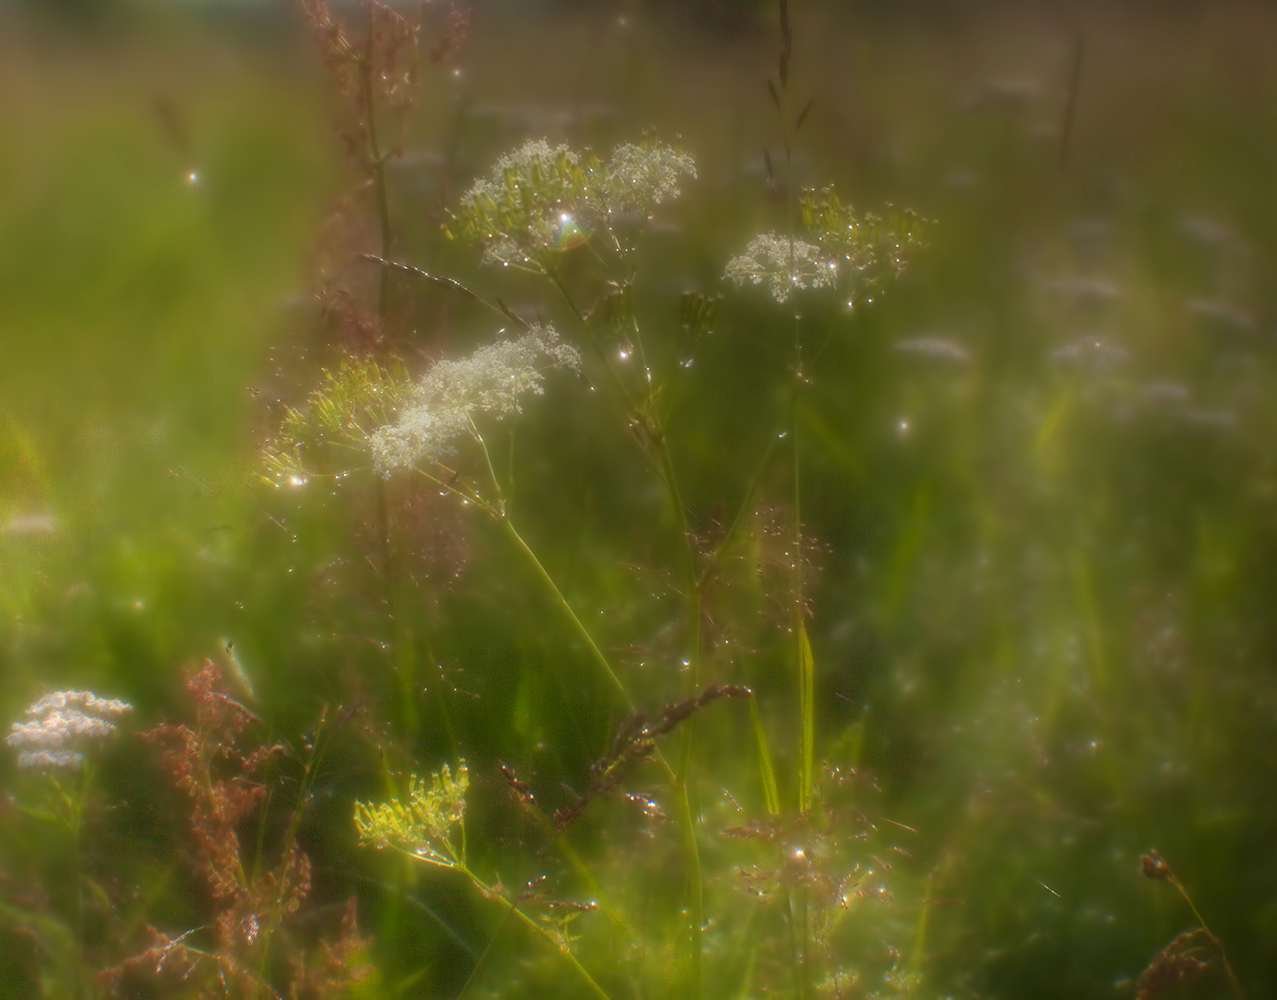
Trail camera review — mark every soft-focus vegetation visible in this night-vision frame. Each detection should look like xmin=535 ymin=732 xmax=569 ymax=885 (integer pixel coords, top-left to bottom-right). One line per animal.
xmin=3 ymin=1 xmax=1277 ymax=998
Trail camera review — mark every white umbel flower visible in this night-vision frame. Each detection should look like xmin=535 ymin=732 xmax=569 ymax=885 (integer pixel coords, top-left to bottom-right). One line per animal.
xmin=371 ymin=325 xmax=581 ymax=477
xmin=724 ymin=234 xmax=838 ymax=303
xmin=451 ymin=138 xmax=697 ymax=265
xmin=7 ymin=689 xmax=133 ymax=769
xmin=602 ymin=142 xmax=697 ymax=216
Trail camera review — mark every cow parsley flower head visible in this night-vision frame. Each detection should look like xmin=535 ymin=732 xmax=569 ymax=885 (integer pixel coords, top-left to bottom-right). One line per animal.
xmin=448 ymin=137 xmax=697 ymax=265
xmin=724 ymin=235 xmax=837 ymax=303
xmin=455 ymin=140 xmax=588 ymax=266
xmin=602 ymin=141 xmax=697 ymax=216
xmin=7 ymin=689 xmax=133 ymax=769
xmin=371 ymin=325 xmax=581 ymax=477
xmin=726 ymin=186 xmax=928 ymax=307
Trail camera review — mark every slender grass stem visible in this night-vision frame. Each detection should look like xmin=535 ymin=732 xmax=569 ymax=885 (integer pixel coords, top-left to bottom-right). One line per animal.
xmin=499 ymin=507 xmax=703 ymax=1000
xmin=536 ymin=224 xmax=707 ymax=1000
xmin=256 ymin=709 xmax=334 ymax=989
xmin=447 ymin=862 xmax=614 ymax=1000
xmin=456 ymin=898 xmax=519 ymax=1000
xmin=1170 ymin=877 xmax=1245 ymax=1000
xmin=362 ymin=5 xmax=393 ymax=318
xmin=499 ymin=514 xmax=633 ymax=711
xmin=674 ymin=784 xmax=704 ymax=1000
xmin=548 ymin=270 xmax=643 ymax=415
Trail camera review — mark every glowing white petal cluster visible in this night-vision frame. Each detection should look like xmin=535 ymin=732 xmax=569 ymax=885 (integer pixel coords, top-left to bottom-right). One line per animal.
xmin=603 ymin=142 xmax=697 ymax=216
xmin=452 ymin=138 xmax=697 ymax=265
xmin=371 ymin=326 xmax=581 ymax=477
xmin=724 ymin=234 xmax=837 ymax=303
xmin=7 ymin=689 xmax=133 ymax=769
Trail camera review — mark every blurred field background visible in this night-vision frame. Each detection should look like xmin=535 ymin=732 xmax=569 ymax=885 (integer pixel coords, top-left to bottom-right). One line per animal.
xmin=3 ymin=0 xmax=1277 ymax=997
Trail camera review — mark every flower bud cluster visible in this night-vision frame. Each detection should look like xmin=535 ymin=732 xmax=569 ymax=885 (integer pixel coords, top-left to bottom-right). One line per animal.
xmin=6 ymin=689 xmax=133 ymax=769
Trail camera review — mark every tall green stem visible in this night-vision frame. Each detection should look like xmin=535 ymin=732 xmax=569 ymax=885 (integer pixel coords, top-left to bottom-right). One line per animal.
xmin=455 ymin=864 xmax=614 ymax=1000
xmin=499 ymin=510 xmax=703 ymax=1000
xmin=498 ymin=514 xmax=633 ymax=711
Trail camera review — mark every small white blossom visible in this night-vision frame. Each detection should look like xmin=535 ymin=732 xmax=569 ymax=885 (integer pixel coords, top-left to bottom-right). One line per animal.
xmin=371 ymin=325 xmax=581 ymax=477
xmin=7 ymin=689 xmax=133 ymax=770
xmin=724 ymin=234 xmax=837 ymax=303
xmin=602 ymin=142 xmax=697 ymax=216
xmin=452 ymin=138 xmax=697 ymax=264
xmin=460 ymin=140 xmax=582 ymax=266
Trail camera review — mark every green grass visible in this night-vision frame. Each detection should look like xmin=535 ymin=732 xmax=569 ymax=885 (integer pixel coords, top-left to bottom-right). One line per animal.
xmin=3 ymin=2 xmax=1277 ymax=998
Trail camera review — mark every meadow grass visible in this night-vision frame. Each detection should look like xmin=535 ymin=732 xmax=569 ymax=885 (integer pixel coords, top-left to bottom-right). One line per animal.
xmin=3 ymin=1 xmax=1277 ymax=998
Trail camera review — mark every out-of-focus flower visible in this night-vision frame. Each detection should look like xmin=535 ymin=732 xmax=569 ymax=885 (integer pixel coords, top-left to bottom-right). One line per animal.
xmin=448 ymin=138 xmax=696 ymax=266
xmin=262 ymin=355 xmax=415 ymax=483
xmin=726 ymin=186 xmax=926 ymax=305
xmin=893 ymin=336 xmax=972 ymax=365
xmin=602 ymin=141 xmax=697 ymax=216
xmin=6 ymin=690 xmax=132 ymax=769
xmin=724 ymin=235 xmax=836 ymax=303
xmin=371 ymin=325 xmax=581 ymax=477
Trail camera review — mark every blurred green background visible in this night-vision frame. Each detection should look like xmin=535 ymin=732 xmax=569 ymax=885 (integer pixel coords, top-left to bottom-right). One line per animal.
xmin=3 ymin=0 xmax=1277 ymax=997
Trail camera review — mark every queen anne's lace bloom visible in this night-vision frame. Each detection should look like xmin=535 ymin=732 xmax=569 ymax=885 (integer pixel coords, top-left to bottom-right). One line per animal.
xmin=371 ymin=325 xmax=581 ymax=477
xmin=451 ymin=138 xmax=696 ymax=265
xmin=7 ymin=689 xmax=133 ymax=769
xmin=602 ymin=142 xmax=697 ymax=216
xmin=724 ymin=235 xmax=838 ymax=303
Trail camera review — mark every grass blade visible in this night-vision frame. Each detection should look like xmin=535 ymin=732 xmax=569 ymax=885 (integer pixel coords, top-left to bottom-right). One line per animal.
xmin=748 ymin=693 xmax=781 ymax=816
xmin=798 ymin=620 xmax=815 ymax=814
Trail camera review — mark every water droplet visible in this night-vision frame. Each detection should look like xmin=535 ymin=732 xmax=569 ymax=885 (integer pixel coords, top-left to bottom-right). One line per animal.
xmin=186 ymin=171 xmax=199 ymax=185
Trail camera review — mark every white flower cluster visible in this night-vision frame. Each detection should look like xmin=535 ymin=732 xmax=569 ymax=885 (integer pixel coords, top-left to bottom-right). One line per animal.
xmin=7 ymin=689 xmax=133 ymax=769
xmin=463 ymin=140 xmax=582 ymax=264
xmin=602 ymin=142 xmax=698 ymax=217
xmin=454 ymin=138 xmax=697 ymax=265
xmin=371 ymin=325 xmax=581 ymax=477
xmin=724 ymin=234 xmax=838 ymax=303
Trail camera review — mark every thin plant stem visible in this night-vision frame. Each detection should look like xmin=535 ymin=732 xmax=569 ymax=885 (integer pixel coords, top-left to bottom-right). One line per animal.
xmin=1170 ymin=877 xmax=1245 ymax=1000
xmin=362 ymin=4 xmax=393 ymax=318
xmin=435 ymin=856 xmax=614 ymax=1000
xmin=360 ymin=254 xmax=528 ymax=329
xmin=498 ymin=503 xmax=704 ymax=1000
xmin=455 ymin=898 xmax=519 ymax=1000
xmin=775 ymin=4 xmax=812 ymax=993
xmin=548 ymin=269 xmax=642 ymax=414
xmin=256 ymin=708 xmax=334 ymax=990
xmin=498 ymin=514 xmax=633 ymax=711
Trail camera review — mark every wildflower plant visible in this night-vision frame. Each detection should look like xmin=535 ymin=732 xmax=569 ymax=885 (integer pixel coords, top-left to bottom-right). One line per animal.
xmin=726 ymin=187 xmax=926 ymax=306
xmin=266 ymin=1 xmax=931 ymax=996
xmin=263 ymin=354 xmax=414 ymax=483
xmin=369 ymin=325 xmax=581 ymax=479
xmin=104 ymin=660 xmax=372 ymax=998
xmin=446 ymin=137 xmax=697 ymax=269
xmin=6 ymin=690 xmax=132 ymax=770
xmin=353 ymin=761 xmax=468 ymax=868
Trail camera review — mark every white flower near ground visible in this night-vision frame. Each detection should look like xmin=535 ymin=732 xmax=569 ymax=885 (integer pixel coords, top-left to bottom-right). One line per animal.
xmin=371 ymin=325 xmax=581 ymax=477
xmin=7 ymin=689 xmax=133 ymax=769
xmin=724 ymin=234 xmax=838 ymax=303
